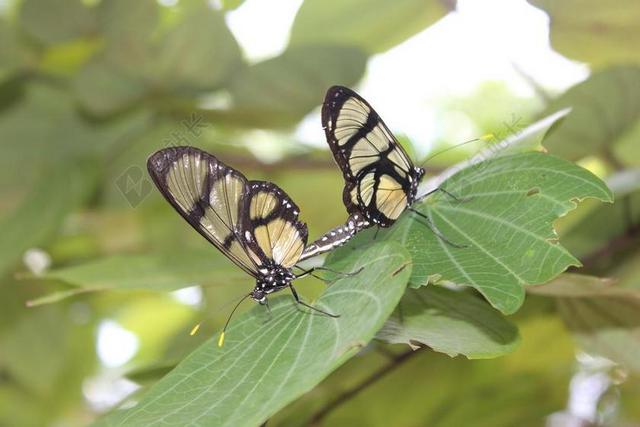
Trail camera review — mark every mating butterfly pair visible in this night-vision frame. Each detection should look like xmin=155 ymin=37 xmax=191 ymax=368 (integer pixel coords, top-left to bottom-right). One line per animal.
xmin=148 ymin=86 xmax=440 ymax=344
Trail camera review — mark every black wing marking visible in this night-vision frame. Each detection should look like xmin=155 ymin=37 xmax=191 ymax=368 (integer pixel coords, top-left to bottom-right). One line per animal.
xmin=243 ymin=181 xmax=308 ymax=269
xmin=322 ymin=86 xmax=420 ymax=225
xmin=147 ymin=146 xmax=264 ymax=276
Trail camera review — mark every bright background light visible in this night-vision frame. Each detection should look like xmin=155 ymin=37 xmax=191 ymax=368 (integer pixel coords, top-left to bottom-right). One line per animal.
xmin=226 ymin=0 xmax=589 ymax=152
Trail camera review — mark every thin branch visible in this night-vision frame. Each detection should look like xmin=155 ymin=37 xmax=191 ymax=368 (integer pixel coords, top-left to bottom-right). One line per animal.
xmin=308 ymin=349 xmax=419 ymax=425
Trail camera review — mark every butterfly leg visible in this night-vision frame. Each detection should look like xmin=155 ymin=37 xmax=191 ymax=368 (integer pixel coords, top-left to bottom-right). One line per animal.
xmin=263 ymin=298 xmax=273 ymax=323
xmin=407 ymin=207 xmax=468 ymax=248
xmin=314 ymin=266 xmax=364 ymax=277
xmin=294 ymin=267 xmax=326 ymax=281
xmin=417 ymin=187 xmax=470 ymax=204
xmin=289 ymin=285 xmax=339 ymax=318
xmin=372 ymin=226 xmax=381 ymax=241
xmin=294 ymin=266 xmax=362 ymax=285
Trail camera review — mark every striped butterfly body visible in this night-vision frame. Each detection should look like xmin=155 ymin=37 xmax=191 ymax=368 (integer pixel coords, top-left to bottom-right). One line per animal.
xmin=147 ymin=146 xmax=332 ymax=315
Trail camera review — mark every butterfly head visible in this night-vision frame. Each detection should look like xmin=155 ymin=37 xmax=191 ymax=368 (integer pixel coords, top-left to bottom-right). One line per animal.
xmin=253 ymin=264 xmax=295 ymax=303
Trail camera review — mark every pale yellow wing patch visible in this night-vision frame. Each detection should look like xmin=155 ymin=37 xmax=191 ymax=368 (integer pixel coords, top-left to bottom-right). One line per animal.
xmin=352 ymin=172 xmax=376 ymax=206
xmin=376 ymin=175 xmax=407 ymax=220
xmin=166 ymin=153 xmax=208 ymax=212
xmin=254 ymin=219 xmax=305 ymax=268
xmin=335 ymin=97 xmax=370 ymax=146
xmin=250 ymin=191 xmax=278 ymax=220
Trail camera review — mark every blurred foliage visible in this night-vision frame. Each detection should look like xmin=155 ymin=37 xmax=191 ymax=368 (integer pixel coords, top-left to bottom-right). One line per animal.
xmin=0 ymin=0 xmax=639 ymax=426
xmin=529 ymin=0 xmax=640 ymax=67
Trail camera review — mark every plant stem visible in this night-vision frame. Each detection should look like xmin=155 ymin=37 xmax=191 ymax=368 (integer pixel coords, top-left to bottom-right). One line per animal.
xmin=308 ymin=349 xmax=419 ymax=425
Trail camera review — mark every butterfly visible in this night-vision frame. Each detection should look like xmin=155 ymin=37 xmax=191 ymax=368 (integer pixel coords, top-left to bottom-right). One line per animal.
xmin=302 ymin=86 xmax=465 ymax=258
xmin=147 ymin=146 xmax=344 ymax=345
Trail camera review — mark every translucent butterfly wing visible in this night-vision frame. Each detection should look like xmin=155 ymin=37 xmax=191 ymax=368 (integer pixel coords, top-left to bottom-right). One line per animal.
xmin=322 ymin=86 xmax=417 ymax=224
xmin=244 ymin=182 xmax=308 ymax=269
xmin=147 ymin=147 xmax=262 ymax=276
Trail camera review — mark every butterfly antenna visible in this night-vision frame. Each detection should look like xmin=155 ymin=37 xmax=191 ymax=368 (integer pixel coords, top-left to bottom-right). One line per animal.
xmin=418 ymin=134 xmax=495 ymax=168
xmin=188 ymin=291 xmax=248 ymax=337
xmin=218 ymin=292 xmax=252 ymax=347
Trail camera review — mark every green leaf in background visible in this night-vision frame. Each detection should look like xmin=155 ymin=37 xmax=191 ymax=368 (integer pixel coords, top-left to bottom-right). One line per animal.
xmin=96 ymin=0 xmax=158 ymax=78
xmin=529 ymin=0 xmax=640 ymax=67
xmin=36 ymin=250 xmax=248 ymax=294
xmin=275 ymin=312 xmax=575 ymax=427
xmin=74 ymin=59 xmax=147 ymax=115
xmin=0 ymin=165 xmax=92 ymax=277
xmin=0 ymin=20 xmax=29 ymax=79
xmin=96 ymin=243 xmax=411 ymax=427
xmin=384 ymin=152 xmax=612 ymax=314
xmin=98 ymin=0 xmax=158 ymax=45
xmin=559 ymin=169 xmax=640 ymax=260
xmin=152 ymin=2 xmax=243 ymax=90
xmin=290 ymin=0 xmax=455 ymax=54
xmin=377 ymin=286 xmax=520 ymax=359
xmin=0 ymin=279 xmax=98 ymax=425
xmin=224 ymin=45 xmax=367 ymax=128
xmin=541 ymin=66 xmax=640 ymax=162
xmin=19 ymin=0 xmax=96 ymax=46
xmin=530 ymin=273 xmax=640 ymax=374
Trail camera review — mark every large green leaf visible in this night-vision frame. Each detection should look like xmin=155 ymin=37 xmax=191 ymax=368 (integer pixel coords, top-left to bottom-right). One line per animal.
xmin=36 ymin=250 xmax=248 ymax=293
xmin=223 ymin=45 xmax=367 ymax=128
xmin=541 ymin=66 xmax=640 ymax=161
xmin=335 ymin=152 xmax=612 ymax=315
xmin=377 ymin=286 xmax=520 ymax=359
xmin=96 ymin=243 xmax=411 ymax=427
xmin=529 ymin=0 xmax=640 ymax=66
xmin=400 ymin=152 xmax=611 ymax=314
xmin=290 ymin=0 xmax=454 ymax=54
xmin=530 ymin=274 xmax=640 ymax=374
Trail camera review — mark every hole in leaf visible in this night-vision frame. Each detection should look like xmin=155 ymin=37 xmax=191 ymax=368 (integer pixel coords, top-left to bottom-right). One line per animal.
xmin=526 ymin=187 xmax=540 ymax=197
